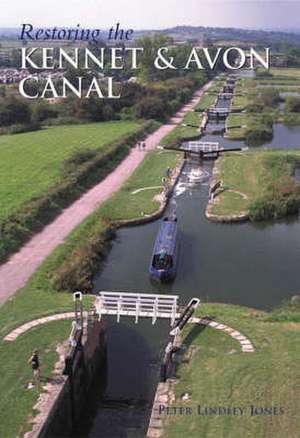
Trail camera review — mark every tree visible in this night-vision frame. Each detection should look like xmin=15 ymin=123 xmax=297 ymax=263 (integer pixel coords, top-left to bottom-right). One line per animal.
xmin=136 ymin=34 xmax=173 ymax=81
xmin=75 ymin=97 xmax=105 ymax=121
xmin=32 ymin=101 xmax=58 ymax=122
xmin=134 ymin=96 xmax=167 ymax=120
xmin=0 ymin=95 xmax=31 ymax=126
xmin=286 ymin=97 xmax=300 ymax=112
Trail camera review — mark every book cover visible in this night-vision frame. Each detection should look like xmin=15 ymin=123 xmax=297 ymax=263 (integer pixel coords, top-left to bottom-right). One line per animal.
xmin=0 ymin=1 xmax=299 ymax=437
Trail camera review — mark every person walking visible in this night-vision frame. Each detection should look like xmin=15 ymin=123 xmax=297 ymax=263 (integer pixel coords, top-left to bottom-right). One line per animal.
xmin=166 ymin=167 xmax=172 ymax=178
xmin=28 ymin=350 xmax=41 ymax=387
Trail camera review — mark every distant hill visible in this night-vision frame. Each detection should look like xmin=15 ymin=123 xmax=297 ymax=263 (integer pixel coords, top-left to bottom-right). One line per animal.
xmin=160 ymin=25 xmax=300 ymax=45
xmin=1 ymin=25 xmax=300 ymax=45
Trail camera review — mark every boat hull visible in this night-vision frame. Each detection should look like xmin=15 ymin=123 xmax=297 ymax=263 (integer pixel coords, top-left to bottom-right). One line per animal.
xmin=149 ymin=216 xmax=179 ymax=282
xmin=149 ymin=264 xmax=177 ymax=282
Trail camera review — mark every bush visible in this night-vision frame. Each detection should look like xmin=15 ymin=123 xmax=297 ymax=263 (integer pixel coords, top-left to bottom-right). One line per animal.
xmin=50 ymin=220 xmax=115 ymax=292
xmin=41 ymin=116 xmax=79 ymax=126
xmin=249 ymin=195 xmax=300 ymax=220
xmin=168 ymin=99 xmax=181 ymax=115
xmin=286 ymin=97 xmax=300 ymax=113
xmin=283 ymin=112 xmax=300 ymax=126
xmin=245 ymin=124 xmax=273 ymax=146
xmin=134 ymin=96 xmax=168 ymax=120
xmin=120 ymin=106 xmax=136 ymax=120
xmin=247 ymin=89 xmax=280 ymax=112
xmin=260 ymin=89 xmax=281 ymax=107
xmin=247 ymin=101 xmax=265 ymax=113
xmin=249 ymin=175 xmax=300 ymax=221
xmin=75 ymin=97 xmax=109 ymax=121
xmin=32 ymin=101 xmax=58 ymax=122
xmin=0 ymin=95 xmax=32 ymax=126
xmin=0 ymin=122 xmax=41 ymax=135
xmin=267 ymin=298 xmax=300 ymax=323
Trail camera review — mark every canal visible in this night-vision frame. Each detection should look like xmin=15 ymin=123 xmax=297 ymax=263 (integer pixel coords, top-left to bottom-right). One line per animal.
xmin=74 ymin=77 xmax=300 ymax=438
xmin=74 ymin=319 xmax=170 ymax=438
xmin=93 ymin=160 xmax=300 ymax=311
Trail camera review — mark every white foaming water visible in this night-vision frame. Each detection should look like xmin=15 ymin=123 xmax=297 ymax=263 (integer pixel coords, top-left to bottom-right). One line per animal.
xmin=174 ymin=182 xmax=188 ymax=197
xmin=173 ymin=165 xmax=210 ymax=198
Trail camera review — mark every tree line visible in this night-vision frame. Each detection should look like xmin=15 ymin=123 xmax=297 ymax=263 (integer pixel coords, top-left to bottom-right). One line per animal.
xmin=0 ymin=35 xmax=232 ymax=133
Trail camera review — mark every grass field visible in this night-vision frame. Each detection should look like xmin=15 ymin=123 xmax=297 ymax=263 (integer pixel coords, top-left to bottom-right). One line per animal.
xmin=0 ymin=148 xmax=180 ymax=334
xmin=226 ymin=112 xmax=248 ymax=128
xmin=256 ymin=84 xmax=300 ymax=92
xmin=212 ymin=190 xmax=249 ymax=216
xmin=183 ymin=110 xmax=202 ymax=126
xmin=160 ymin=80 xmax=225 ymax=147
xmin=0 ymin=319 xmax=72 ymax=438
xmin=226 ymin=78 xmax=253 ymax=139
xmin=0 ymin=121 xmax=142 ymax=221
xmin=0 ymin=148 xmax=180 ymax=437
xmin=195 ymin=92 xmax=216 ymax=111
xmin=225 ymin=113 xmax=248 ymax=139
xmin=210 ymin=152 xmax=260 ymax=216
xmin=257 ymin=67 xmax=300 ymax=80
xmin=226 ymin=75 xmax=284 ymax=141
xmin=207 ymin=78 xmax=226 ymax=94
xmin=160 ymin=124 xmax=200 ymax=146
xmin=231 ymin=94 xmax=248 ymax=109
xmin=255 ymin=68 xmax=300 ymax=91
xmin=99 ymin=149 xmax=180 ymax=221
xmin=210 ymin=150 xmax=300 ymax=218
xmin=163 ymin=302 xmax=300 ymax=438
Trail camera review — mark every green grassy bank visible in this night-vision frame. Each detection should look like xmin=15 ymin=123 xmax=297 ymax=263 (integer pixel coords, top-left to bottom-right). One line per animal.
xmin=226 ymin=77 xmax=277 ymax=144
xmin=0 ymin=148 xmax=179 ymax=437
xmin=227 ymin=68 xmax=300 ymax=142
xmin=0 ymin=120 xmax=157 ymax=262
xmin=160 ymin=79 xmax=225 ymax=148
xmin=163 ymin=302 xmax=300 ymax=438
xmin=0 ymin=319 xmax=72 ymax=438
xmin=0 ymin=121 xmax=141 ymax=221
xmin=210 ymin=150 xmax=300 ymax=220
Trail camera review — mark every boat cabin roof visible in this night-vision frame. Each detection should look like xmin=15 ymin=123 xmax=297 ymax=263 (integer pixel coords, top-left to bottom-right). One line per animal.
xmin=153 ymin=218 xmax=177 ymax=256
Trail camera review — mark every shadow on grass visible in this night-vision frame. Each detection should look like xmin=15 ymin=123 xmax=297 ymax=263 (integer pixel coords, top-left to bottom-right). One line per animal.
xmin=181 ymin=315 xmax=216 ymax=349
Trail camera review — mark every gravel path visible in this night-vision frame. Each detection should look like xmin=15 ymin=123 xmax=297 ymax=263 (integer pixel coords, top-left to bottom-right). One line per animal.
xmin=190 ymin=317 xmax=255 ymax=352
xmin=4 ymin=312 xmax=254 ymax=353
xmin=0 ymin=82 xmax=212 ymax=306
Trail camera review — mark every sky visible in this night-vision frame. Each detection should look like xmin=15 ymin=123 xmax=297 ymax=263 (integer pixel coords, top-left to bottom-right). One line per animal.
xmin=2 ymin=0 xmax=300 ymax=30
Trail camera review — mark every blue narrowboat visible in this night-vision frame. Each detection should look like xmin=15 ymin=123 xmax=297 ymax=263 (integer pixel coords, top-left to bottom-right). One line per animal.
xmin=149 ymin=216 xmax=178 ymax=281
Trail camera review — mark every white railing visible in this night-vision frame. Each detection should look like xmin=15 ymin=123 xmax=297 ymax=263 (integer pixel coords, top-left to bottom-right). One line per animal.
xmin=185 ymin=141 xmax=221 ymax=153
xmin=208 ymin=107 xmax=229 ymax=113
xmin=219 ymin=92 xmax=233 ymax=97
xmin=95 ymin=291 xmax=180 ymax=325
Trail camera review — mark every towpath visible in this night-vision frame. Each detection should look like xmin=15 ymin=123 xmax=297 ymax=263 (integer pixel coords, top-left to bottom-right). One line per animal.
xmin=0 ymin=81 xmax=212 ymax=306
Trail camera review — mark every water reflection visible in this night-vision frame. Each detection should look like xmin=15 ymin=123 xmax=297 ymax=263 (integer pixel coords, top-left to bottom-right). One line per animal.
xmin=263 ymin=124 xmax=300 ymax=149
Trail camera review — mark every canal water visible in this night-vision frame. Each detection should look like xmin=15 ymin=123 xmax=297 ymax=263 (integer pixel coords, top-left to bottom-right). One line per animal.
xmin=93 ymin=160 xmax=300 ymax=311
xmin=81 ymin=158 xmax=300 ymax=437
xmin=77 ymin=77 xmax=300 ymax=437
xmin=262 ymin=124 xmax=300 ymax=149
xmin=202 ymin=123 xmax=300 ymax=149
xmin=74 ymin=319 xmax=170 ymax=438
